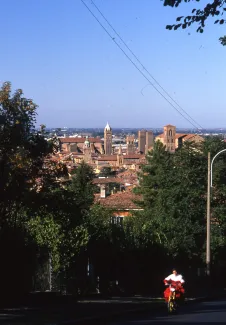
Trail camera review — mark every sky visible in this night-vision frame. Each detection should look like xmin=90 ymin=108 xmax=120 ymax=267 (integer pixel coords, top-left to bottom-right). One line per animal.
xmin=0 ymin=0 xmax=226 ymax=129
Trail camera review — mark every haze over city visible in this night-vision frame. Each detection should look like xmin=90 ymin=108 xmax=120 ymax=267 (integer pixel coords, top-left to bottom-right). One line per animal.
xmin=1 ymin=0 xmax=226 ymax=128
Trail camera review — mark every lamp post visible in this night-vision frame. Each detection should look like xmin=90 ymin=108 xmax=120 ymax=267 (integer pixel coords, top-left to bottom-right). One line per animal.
xmin=206 ymin=149 xmax=226 ymax=276
xmin=210 ymin=149 xmax=226 ymax=187
xmin=206 ymin=152 xmax=211 ymax=276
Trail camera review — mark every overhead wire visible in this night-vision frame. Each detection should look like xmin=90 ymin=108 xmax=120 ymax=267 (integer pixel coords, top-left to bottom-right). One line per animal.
xmin=90 ymin=0 xmax=203 ymax=130
xmin=80 ymin=0 xmax=203 ymax=130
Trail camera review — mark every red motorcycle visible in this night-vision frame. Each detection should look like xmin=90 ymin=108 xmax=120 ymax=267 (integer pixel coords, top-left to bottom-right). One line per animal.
xmin=164 ymin=280 xmax=185 ymax=314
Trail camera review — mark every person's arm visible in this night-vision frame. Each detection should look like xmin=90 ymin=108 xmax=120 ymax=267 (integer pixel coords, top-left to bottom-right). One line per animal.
xmin=179 ymin=275 xmax=185 ymax=284
xmin=164 ymin=274 xmax=171 ymax=285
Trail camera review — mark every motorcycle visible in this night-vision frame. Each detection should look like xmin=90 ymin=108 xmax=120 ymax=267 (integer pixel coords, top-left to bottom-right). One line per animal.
xmin=164 ymin=281 xmax=184 ymax=314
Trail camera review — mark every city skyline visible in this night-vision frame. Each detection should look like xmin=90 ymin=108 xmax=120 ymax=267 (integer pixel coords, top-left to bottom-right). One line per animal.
xmin=1 ymin=0 xmax=225 ymax=128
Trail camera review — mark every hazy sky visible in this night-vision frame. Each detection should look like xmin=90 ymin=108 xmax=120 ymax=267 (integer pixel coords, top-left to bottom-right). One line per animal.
xmin=1 ymin=0 xmax=225 ymax=129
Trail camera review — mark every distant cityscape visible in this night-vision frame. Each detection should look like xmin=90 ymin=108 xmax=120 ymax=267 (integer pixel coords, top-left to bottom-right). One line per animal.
xmin=44 ymin=126 xmax=226 ymax=139
xmin=47 ymin=123 xmax=225 ymax=213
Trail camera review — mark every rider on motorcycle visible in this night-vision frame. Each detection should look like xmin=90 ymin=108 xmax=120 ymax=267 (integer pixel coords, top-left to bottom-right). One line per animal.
xmin=164 ymin=268 xmax=185 ymax=302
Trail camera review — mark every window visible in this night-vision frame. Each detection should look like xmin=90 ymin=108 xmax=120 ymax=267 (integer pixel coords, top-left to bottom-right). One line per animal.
xmin=169 ymin=129 xmax=172 ymax=136
xmin=111 ymin=216 xmax=124 ymax=225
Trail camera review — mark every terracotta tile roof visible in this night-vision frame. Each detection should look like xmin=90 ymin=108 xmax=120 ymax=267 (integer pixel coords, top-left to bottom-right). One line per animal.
xmin=95 ymin=189 xmax=142 ymax=210
xmin=175 ymin=133 xmax=187 ymax=139
xmin=93 ymin=177 xmax=122 ymax=184
xmin=98 ymin=155 xmax=117 ymax=161
xmin=71 ymin=153 xmax=83 ymax=156
xmin=183 ymin=134 xmax=195 ymax=140
xmin=155 ymin=133 xmax=164 ymax=138
xmin=117 ymin=170 xmax=138 ymax=185
xmin=123 ymin=154 xmax=144 ymax=159
xmin=59 ymin=137 xmax=103 ymax=144
xmin=183 ymin=134 xmax=204 ymax=141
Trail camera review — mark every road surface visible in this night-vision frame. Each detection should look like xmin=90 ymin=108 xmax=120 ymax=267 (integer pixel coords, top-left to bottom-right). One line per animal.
xmin=109 ymin=299 xmax=226 ymax=325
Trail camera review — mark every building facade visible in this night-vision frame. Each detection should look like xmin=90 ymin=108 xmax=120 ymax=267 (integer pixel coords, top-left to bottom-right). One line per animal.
xmin=145 ymin=130 xmax=154 ymax=153
xmin=126 ymin=135 xmax=135 ymax=154
xmin=163 ymin=124 xmax=176 ymax=152
xmin=138 ymin=130 xmax=146 ymax=153
xmin=138 ymin=129 xmax=154 ymax=154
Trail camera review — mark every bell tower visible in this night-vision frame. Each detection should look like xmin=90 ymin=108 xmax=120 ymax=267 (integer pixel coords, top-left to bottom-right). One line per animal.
xmin=83 ymin=136 xmax=91 ymax=162
xmin=163 ymin=124 xmax=176 ymax=152
xmin=126 ymin=135 xmax=135 ymax=154
xmin=104 ymin=122 xmax=112 ymax=155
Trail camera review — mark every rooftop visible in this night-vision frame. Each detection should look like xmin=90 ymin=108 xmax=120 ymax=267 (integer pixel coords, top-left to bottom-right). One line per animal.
xmin=59 ymin=137 xmax=103 ymax=143
xmin=95 ymin=189 xmax=142 ymax=210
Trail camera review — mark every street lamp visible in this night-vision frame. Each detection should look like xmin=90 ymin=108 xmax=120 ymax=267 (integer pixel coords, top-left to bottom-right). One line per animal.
xmin=210 ymin=149 xmax=226 ymax=187
xmin=206 ymin=149 xmax=226 ymax=276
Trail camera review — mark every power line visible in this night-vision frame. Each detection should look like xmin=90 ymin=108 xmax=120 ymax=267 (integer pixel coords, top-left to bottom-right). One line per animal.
xmin=80 ymin=0 xmax=202 ymax=130
xmin=90 ymin=0 xmax=203 ymax=130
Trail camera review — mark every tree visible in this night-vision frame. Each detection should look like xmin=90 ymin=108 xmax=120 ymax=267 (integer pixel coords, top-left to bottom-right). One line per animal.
xmin=137 ymin=137 xmax=226 ymax=277
xmin=99 ymin=166 xmax=112 ymax=177
xmin=0 ymin=82 xmax=68 ymax=293
xmin=68 ymin=161 xmax=95 ymax=212
xmin=0 ymin=82 xmax=67 ymax=226
xmin=99 ymin=166 xmax=116 ymax=177
xmin=162 ymin=0 xmax=226 ymax=45
xmin=138 ymin=140 xmax=207 ymax=262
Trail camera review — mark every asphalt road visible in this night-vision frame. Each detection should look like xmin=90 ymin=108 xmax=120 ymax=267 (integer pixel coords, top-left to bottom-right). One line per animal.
xmin=109 ymin=299 xmax=226 ymax=325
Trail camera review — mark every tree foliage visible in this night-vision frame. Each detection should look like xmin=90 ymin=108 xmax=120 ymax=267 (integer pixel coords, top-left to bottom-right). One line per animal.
xmin=137 ymin=138 xmax=226 ymax=264
xmin=163 ymin=0 xmax=226 ymax=45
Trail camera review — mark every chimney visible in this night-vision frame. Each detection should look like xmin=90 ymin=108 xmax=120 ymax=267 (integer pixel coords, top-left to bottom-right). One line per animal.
xmin=100 ymin=185 xmax=106 ymax=198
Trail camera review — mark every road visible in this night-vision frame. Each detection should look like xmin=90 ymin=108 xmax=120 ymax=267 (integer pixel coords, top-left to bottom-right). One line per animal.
xmin=109 ymin=300 xmax=226 ymax=325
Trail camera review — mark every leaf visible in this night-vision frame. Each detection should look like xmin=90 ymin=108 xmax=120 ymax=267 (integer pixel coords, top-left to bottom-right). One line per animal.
xmin=176 ymin=16 xmax=183 ymax=21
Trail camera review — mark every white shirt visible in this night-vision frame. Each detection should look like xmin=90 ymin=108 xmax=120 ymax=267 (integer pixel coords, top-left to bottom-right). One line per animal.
xmin=165 ymin=273 xmax=185 ymax=283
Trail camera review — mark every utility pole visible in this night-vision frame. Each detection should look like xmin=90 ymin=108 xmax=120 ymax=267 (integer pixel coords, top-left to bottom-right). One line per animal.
xmin=49 ymin=253 xmax=52 ymax=291
xmin=206 ymin=152 xmax=211 ymax=276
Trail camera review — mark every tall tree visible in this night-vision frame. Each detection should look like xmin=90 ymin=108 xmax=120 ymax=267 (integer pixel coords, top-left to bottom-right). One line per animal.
xmin=68 ymin=161 xmax=95 ymax=212
xmin=138 ymin=140 xmax=206 ymax=262
xmin=0 ymin=82 xmax=66 ymax=293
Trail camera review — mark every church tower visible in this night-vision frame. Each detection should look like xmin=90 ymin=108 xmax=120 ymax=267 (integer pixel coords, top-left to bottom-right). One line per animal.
xmin=117 ymin=144 xmax=123 ymax=167
xmin=83 ymin=136 xmax=92 ymax=162
xmin=163 ymin=124 xmax=176 ymax=153
xmin=104 ymin=122 xmax=112 ymax=155
xmin=126 ymin=135 xmax=135 ymax=154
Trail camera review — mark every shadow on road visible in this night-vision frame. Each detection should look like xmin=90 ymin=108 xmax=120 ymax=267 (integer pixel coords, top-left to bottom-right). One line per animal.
xmin=107 ymin=299 xmax=226 ymax=325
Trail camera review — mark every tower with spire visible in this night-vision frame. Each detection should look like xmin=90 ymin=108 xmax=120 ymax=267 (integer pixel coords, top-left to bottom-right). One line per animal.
xmin=104 ymin=122 xmax=112 ymax=155
xmin=83 ymin=136 xmax=91 ymax=162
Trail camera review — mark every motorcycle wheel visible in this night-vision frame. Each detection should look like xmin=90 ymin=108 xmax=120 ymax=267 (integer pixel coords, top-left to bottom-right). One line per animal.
xmin=167 ymin=300 xmax=174 ymax=313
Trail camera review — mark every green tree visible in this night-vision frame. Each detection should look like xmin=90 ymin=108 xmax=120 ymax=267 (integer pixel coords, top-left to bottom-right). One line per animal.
xmin=0 ymin=82 xmax=66 ymax=293
xmin=68 ymin=161 xmax=95 ymax=212
xmin=138 ymin=140 xmax=207 ymax=261
xmin=203 ymin=137 xmax=226 ymax=262
xmin=162 ymin=0 xmax=226 ymax=45
xmin=138 ymin=137 xmax=226 ymax=269
xmin=99 ymin=166 xmax=116 ymax=177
